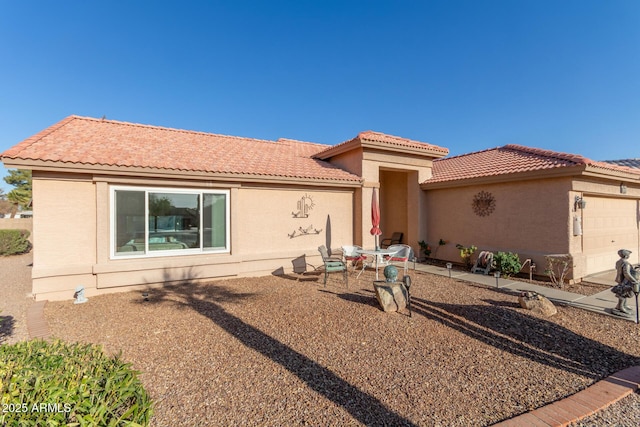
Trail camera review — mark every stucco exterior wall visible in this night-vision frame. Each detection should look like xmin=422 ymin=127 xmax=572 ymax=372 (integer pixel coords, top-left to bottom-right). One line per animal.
xmin=359 ymin=152 xmax=433 ymax=252
xmin=30 ymin=176 xmax=355 ymax=301
xmin=234 ymin=186 xmax=354 ymax=260
xmin=31 ymin=178 xmax=98 ymax=299
xmin=572 ymin=178 xmax=640 ymax=277
xmin=424 ymin=178 xmax=573 ymax=274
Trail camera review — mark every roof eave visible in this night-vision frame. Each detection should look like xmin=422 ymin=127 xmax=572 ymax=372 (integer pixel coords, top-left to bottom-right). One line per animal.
xmin=582 ymin=164 xmax=640 ymax=181
xmin=1 ymin=158 xmax=363 ymax=188
xmin=314 ymin=138 xmax=448 ymax=160
xmin=420 ymin=165 xmax=588 ymax=189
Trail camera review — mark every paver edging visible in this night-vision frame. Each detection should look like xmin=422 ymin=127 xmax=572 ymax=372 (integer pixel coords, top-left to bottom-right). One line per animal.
xmin=26 ymin=300 xmax=50 ymax=340
xmin=492 ymin=366 xmax=640 ymax=426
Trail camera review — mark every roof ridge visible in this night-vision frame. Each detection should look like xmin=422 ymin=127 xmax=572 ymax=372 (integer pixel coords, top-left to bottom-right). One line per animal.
xmin=72 ymin=115 xmax=306 ymax=146
xmin=602 ymin=157 xmax=640 ymax=162
xmin=434 ymin=146 xmax=501 ymax=162
xmin=358 ymin=130 xmax=448 ymax=152
xmin=276 ymin=137 xmax=327 ymax=147
xmin=503 ymin=144 xmax=591 ymax=165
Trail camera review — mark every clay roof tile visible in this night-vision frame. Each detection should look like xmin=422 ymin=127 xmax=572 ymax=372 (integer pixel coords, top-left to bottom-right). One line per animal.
xmin=428 ymin=144 xmax=640 ymax=183
xmin=1 ymin=116 xmax=361 ymax=183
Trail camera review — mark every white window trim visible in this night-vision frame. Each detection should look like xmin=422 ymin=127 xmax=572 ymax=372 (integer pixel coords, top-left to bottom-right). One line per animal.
xmin=110 ymin=185 xmax=230 ymax=260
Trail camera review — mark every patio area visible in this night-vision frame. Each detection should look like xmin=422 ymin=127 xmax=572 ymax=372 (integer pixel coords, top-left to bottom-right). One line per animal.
xmin=41 ymin=268 xmax=640 ymax=426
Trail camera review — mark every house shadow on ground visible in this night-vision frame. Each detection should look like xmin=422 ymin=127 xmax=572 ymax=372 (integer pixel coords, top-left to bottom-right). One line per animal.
xmin=409 ymin=295 xmax=640 ymax=379
xmin=136 ymin=268 xmax=418 ymax=427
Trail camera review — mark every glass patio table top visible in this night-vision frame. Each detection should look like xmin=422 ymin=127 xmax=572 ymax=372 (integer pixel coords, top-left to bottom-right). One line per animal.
xmin=356 ymin=248 xmax=399 ymax=280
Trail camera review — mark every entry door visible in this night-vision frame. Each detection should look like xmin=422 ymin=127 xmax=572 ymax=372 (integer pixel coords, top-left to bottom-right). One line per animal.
xmin=582 ymin=197 xmax=639 ymax=275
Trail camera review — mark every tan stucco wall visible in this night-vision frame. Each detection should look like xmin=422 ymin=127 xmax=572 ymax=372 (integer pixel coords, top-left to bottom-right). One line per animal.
xmin=424 ymin=176 xmax=640 ymax=281
xmin=358 ymin=153 xmax=433 ymax=253
xmin=31 ymin=178 xmax=98 ymax=299
xmin=425 ymin=178 xmax=573 ymax=275
xmin=30 ymin=176 xmax=355 ymax=301
xmin=234 ymin=186 xmax=354 ymax=261
xmin=380 ymin=170 xmax=408 ymax=246
xmin=572 ymin=177 xmax=640 ymax=277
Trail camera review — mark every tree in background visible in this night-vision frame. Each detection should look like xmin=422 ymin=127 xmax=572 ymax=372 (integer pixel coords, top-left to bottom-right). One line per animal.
xmin=3 ymin=169 xmax=32 ymax=218
xmin=0 ymin=188 xmax=12 ymax=217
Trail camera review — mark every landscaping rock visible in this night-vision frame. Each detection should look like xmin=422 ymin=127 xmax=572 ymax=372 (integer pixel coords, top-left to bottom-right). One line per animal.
xmin=373 ymin=281 xmax=408 ymax=312
xmin=518 ymin=291 xmax=557 ymax=316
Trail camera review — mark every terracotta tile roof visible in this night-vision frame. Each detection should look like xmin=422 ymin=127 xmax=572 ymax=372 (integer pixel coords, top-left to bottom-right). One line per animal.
xmin=314 ymin=130 xmax=448 ymax=158
xmin=1 ymin=116 xmax=361 ymax=183
xmin=427 ymin=144 xmax=640 ymax=184
xmin=356 ymin=131 xmax=449 ymax=154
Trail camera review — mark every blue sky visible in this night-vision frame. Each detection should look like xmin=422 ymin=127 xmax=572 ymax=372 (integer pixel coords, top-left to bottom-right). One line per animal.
xmin=1 ymin=1 xmax=639 ymax=194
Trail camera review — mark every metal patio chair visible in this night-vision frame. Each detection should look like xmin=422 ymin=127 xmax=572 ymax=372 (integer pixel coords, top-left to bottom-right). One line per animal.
xmin=380 ymin=232 xmax=403 ymax=248
xmin=341 ymin=245 xmax=366 ymax=274
xmin=318 ymin=245 xmax=348 ymax=287
xmin=380 ymin=244 xmax=413 ymax=276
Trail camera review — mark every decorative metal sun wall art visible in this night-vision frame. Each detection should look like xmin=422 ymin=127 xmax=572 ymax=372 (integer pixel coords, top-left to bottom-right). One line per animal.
xmin=472 ymin=191 xmax=496 ymax=217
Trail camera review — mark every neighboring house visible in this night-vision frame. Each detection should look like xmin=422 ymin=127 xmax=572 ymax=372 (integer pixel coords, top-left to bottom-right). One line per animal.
xmin=1 ymin=115 xmax=638 ymax=301
xmin=602 ymin=158 xmax=640 ymax=169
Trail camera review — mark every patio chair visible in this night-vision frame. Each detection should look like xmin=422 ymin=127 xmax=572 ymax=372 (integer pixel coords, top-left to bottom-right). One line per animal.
xmin=341 ymin=245 xmax=366 ymax=273
xmin=471 ymin=251 xmax=494 ymax=275
xmin=380 ymin=244 xmax=413 ymax=276
xmin=380 ymin=232 xmax=403 ymax=248
xmin=318 ymin=245 xmax=348 ymax=288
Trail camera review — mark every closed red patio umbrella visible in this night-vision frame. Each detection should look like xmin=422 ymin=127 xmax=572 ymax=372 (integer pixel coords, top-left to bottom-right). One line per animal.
xmin=371 ymin=188 xmax=382 ymax=249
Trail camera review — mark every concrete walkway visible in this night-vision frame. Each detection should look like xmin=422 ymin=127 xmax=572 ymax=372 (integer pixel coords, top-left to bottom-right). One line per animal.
xmin=413 ymin=263 xmax=638 ymax=322
xmin=412 ymin=263 xmax=640 ymax=426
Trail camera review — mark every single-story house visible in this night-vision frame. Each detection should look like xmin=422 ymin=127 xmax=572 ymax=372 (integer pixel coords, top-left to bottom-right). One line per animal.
xmin=1 ymin=115 xmax=639 ymax=301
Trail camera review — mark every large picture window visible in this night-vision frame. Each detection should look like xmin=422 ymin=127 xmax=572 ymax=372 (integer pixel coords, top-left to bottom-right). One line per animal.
xmin=112 ymin=187 xmax=229 ymax=257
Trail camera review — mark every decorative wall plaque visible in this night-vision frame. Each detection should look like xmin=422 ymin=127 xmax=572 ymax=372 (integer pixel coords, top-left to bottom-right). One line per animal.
xmin=472 ymin=191 xmax=496 ymax=217
xmin=292 ymin=194 xmax=315 ymax=218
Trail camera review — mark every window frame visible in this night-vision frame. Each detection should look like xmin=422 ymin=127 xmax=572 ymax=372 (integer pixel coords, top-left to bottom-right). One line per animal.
xmin=110 ymin=185 xmax=230 ymax=259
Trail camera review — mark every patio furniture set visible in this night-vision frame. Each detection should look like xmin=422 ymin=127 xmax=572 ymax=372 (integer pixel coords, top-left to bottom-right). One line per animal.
xmin=318 ymin=240 xmax=413 ymax=285
xmin=317 ymin=238 xmax=414 ymax=316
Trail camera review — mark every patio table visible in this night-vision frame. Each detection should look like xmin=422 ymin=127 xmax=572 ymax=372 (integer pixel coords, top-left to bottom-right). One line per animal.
xmin=356 ymin=248 xmax=399 ymax=280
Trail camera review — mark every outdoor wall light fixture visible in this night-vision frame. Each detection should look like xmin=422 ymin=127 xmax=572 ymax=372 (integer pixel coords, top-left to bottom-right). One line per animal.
xmin=446 ymin=262 xmax=452 ymax=278
xmin=574 ymin=196 xmax=587 ymax=210
xmin=620 ymin=182 xmax=627 ymax=194
xmin=494 ymin=271 xmax=501 ymax=288
xmin=73 ymin=286 xmax=88 ymax=304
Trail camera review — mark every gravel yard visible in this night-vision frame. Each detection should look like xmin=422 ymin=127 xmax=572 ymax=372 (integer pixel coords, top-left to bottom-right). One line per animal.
xmin=38 ymin=266 xmax=640 ymax=426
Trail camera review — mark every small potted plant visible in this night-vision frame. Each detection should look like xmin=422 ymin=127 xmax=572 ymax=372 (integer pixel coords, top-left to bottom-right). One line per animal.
xmin=418 ymin=240 xmax=431 ymax=261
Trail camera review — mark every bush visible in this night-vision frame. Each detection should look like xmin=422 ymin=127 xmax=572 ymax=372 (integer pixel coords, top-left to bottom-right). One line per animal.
xmin=545 ymin=254 xmax=573 ymax=288
xmin=0 ymin=339 xmax=153 ymax=426
xmin=455 ymin=243 xmax=477 ymax=269
xmin=418 ymin=240 xmax=431 ymax=258
xmin=494 ymin=251 xmax=522 ymax=277
xmin=0 ymin=229 xmax=31 ymax=256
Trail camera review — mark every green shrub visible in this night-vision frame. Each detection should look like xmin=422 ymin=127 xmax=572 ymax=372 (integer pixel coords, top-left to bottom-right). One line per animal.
xmin=0 ymin=339 xmax=153 ymax=426
xmin=418 ymin=240 xmax=431 ymax=257
xmin=0 ymin=229 xmax=31 ymax=256
xmin=455 ymin=243 xmax=477 ymax=269
xmin=545 ymin=254 xmax=573 ymax=288
xmin=494 ymin=251 xmax=522 ymax=277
